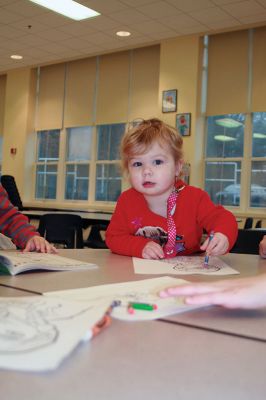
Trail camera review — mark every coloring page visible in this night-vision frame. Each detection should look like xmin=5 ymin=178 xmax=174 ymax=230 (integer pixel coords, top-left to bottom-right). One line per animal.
xmin=133 ymin=256 xmax=239 ymax=276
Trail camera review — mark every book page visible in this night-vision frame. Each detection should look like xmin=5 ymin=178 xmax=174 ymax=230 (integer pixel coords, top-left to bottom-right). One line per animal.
xmin=133 ymin=256 xmax=239 ymax=276
xmin=0 ymin=251 xmax=97 ymax=273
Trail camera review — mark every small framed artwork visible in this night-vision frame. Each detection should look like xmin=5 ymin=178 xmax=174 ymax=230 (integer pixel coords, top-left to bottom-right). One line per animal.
xmin=162 ymin=89 xmax=177 ymax=113
xmin=176 ymin=113 xmax=191 ymax=136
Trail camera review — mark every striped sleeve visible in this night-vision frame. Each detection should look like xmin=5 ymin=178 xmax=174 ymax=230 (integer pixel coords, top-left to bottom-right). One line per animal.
xmin=0 ymin=185 xmax=39 ymax=249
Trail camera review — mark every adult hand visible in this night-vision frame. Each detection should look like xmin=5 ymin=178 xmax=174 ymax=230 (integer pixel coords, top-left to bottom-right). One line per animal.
xmin=160 ymin=275 xmax=266 ymax=309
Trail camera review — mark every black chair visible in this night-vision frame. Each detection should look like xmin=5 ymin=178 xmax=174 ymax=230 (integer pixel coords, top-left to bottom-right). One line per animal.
xmin=83 ymin=223 xmax=108 ymax=249
xmin=0 ymin=175 xmax=23 ymax=210
xmin=255 ymin=220 xmax=262 ymax=228
xmin=243 ymin=217 xmax=253 ymax=229
xmin=230 ymin=229 xmax=265 ymax=254
xmin=38 ymin=214 xmax=84 ymax=249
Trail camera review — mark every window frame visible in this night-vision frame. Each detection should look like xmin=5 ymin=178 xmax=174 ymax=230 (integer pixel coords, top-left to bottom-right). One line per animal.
xmin=33 ymin=124 xmax=126 ymax=206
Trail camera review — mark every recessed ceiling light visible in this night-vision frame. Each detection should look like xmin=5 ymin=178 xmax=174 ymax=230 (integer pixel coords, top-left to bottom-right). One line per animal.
xmin=11 ymin=55 xmax=23 ymax=60
xmin=116 ymin=31 xmax=131 ymax=37
xmin=28 ymin=0 xmax=100 ymax=21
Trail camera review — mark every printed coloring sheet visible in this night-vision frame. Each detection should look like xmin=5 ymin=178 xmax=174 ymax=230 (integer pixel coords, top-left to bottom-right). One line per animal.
xmin=45 ymin=276 xmax=203 ymax=322
xmin=133 ymin=256 xmax=239 ymax=276
xmin=0 ymin=296 xmax=111 ymax=372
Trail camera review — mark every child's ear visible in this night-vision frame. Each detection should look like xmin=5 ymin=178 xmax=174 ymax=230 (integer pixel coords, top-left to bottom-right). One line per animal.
xmin=175 ymin=160 xmax=184 ymax=177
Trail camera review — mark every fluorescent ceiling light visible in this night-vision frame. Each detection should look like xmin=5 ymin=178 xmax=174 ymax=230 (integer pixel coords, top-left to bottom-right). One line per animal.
xmin=214 ymin=135 xmax=236 ymax=142
xmin=29 ymin=0 xmax=100 ymax=21
xmin=116 ymin=31 xmax=131 ymax=37
xmin=253 ymin=132 xmax=266 ymax=139
xmin=215 ymin=118 xmax=243 ymax=128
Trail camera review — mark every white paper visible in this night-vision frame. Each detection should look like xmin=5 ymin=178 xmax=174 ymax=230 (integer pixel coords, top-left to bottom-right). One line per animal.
xmin=133 ymin=255 xmax=239 ymax=276
xmin=0 ymin=296 xmax=111 ymax=372
xmin=45 ymin=276 xmax=202 ymax=322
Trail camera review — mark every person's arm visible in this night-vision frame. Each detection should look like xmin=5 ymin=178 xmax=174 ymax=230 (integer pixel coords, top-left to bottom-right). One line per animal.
xmin=106 ymin=196 xmax=150 ymax=257
xmin=159 ymin=274 xmax=266 ymax=309
xmin=0 ymin=185 xmax=57 ymax=252
xmin=259 ymin=235 xmax=266 ymax=259
xmin=196 ymin=190 xmax=238 ymax=255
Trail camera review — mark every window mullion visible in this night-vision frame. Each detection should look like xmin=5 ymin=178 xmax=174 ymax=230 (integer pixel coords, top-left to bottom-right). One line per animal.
xmin=57 ymin=128 xmax=66 ymax=201
xmin=242 ymin=114 xmax=252 ymax=211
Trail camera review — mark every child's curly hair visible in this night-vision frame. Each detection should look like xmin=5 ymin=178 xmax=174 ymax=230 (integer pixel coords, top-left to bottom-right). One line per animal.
xmin=120 ymin=118 xmax=183 ymax=172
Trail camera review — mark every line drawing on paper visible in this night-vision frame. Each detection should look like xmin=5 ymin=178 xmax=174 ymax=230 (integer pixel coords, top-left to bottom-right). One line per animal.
xmin=163 ymin=256 xmax=221 ymax=273
xmin=0 ymin=299 xmax=90 ymax=354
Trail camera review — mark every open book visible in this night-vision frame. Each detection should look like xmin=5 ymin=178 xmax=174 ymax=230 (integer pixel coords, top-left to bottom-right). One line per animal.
xmin=0 ymin=251 xmax=97 ymax=275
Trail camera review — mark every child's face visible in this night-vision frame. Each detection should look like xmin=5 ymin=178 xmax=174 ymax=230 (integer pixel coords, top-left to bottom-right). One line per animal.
xmin=128 ymin=142 xmax=182 ymax=198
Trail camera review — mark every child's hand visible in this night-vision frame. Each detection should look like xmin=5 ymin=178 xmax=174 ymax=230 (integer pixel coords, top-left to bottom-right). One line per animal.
xmin=142 ymin=241 xmax=164 ymax=259
xmin=259 ymin=235 xmax=266 ymax=259
xmin=200 ymin=232 xmax=229 ymax=256
xmin=23 ymin=236 xmax=58 ymax=253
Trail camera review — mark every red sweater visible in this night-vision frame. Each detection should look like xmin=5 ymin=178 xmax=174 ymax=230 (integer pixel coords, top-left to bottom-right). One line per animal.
xmin=106 ymin=181 xmax=238 ymax=258
xmin=0 ymin=185 xmax=39 ymax=249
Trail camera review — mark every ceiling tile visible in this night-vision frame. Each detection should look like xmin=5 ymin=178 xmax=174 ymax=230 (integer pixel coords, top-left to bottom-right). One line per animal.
xmin=9 ymin=18 xmax=52 ymax=33
xmin=0 ymin=8 xmax=23 ymax=23
xmin=81 ymin=0 xmax=128 ymax=13
xmin=221 ymin=0 xmax=266 ymax=17
xmin=109 ymin=9 xmax=150 ymax=24
xmin=0 ymin=25 xmax=25 ymax=39
xmin=166 ymin=0 xmax=214 ymax=12
xmin=189 ymin=7 xmax=238 ymax=23
xmin=35 ymin=28 xmax=74 ymax=41
xmin=239 ymin=11 xmax=266 ymax=23
xmin=148 ymin=29 xmax=181 ymax=40
xmin=160 ymin=13 xmax=208 ymax=29
xmin=15 ymin=34 xmax=50 ymax=47
xmin=3 ymin=0 xmax=47 ymax=17
xmin=136 ymin=1 xmax=182 ymax=18
xmin=121 ymin=0 xmax=153 ymax=5
xmin=130 ymin=20 xmax=171 ymax=34
xmin=205 ymin=18 xmax=241 ymax=30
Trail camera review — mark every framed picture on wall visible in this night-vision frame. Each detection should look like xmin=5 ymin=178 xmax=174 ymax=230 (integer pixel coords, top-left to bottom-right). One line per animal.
xmin=176 ymin=113 xmax=191 ymax=136
xmin=162 ymin=89 xmax=177 ymax=113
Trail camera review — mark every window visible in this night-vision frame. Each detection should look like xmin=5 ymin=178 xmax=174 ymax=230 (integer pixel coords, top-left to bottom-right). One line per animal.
xmin=65 ymin=126 xmax=92 ymax=200
xmin=95 ymin=123 xmax=124 ymax=202
xmin=34 ymin=124 xmax=125 ymax=203
xmin=203 ymin=30 xmax=266 ymax=212
xmin=204 ymin=114 xmax=266 ymax=208
xmin=35 ymin=130 xmax=60 ymax=199
xmin=250 ymin=112 xmax=266 ymax=207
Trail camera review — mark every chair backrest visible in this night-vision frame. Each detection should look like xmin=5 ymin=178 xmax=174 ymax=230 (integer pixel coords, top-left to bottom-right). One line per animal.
xmin=38 ymin=213 xmax=84 ymax=249
xmin=243 ymin=217 xmax=253 ymax=229
xmin=0 ymin=175 xmax=23 ymax=210
xmin=84 ymin=223 xmax=108 ymax=249
xmin=255 ymin=220 xmax=262 ymax=228
xmin=230 ymin=229 xmax=265 ymax=254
